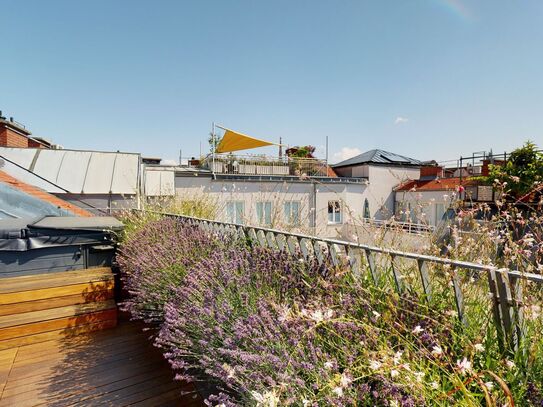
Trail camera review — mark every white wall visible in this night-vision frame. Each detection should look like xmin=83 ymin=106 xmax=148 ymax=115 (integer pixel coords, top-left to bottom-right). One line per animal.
xmin=175 ymin=176 xmax=368 ymax=238
xmin=366 ymin=166 xmax=420 ymax=220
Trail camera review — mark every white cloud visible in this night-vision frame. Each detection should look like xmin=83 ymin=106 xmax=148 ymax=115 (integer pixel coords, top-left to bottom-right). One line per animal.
xmin=332 ymin=147 xmax=362 ymax=164
xmin=394 ymin=116 xmax=409 ymax=125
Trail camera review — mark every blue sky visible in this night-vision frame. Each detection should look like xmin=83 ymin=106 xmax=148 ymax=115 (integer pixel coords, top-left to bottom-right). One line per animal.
xmin=0 ymin=0 xmax=542 ymax=164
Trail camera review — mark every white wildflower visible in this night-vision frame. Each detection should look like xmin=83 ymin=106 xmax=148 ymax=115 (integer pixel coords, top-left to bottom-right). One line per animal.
xmin=456 ymin=358 xmax=472 ymax=375
xmin=340 ymin=373 xmax=352 ymax=387
xmin=505 ymin=360 xmax=516 ymax=370
xmin=485 ymin=381 xmax=494 ymax=390
xmin=390 ymin=369 xmax=400 ymax=378
xmin=369 ymin=360 xmax=382 ymax=370
xmin=430 ymin=381 xmax=439 ymax=389
xmin=431 ymin=345 xmax=443 ymax=357
xmin=372 ymin=310 xmax=381 ymax=320
xmin=393 ymin=351 xmax=403 ymax=364
xmin=414 ymin=371 xmax=425 ymax=382
xmin=302 ymin=400 xmax=311 ymax=407
xmin=251 ymin=390 xmax=280 ymax=407
xmin=474 ymin=343 xmax=485 ymax=353
xmin=310 ymin=310 xmax=324 ymax=323
xmin=324 ymin=361 xmax=334 ymax=370
xmin=332 ymin=386 xmax=343 ymax=397
xmin=223 ymin=363 xmax=236 ymax=379
xmin=412 ymin=325 xmax=424 ymax=335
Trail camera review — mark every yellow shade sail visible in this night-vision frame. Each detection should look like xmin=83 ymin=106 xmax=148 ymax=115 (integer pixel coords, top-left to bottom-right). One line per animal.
xmin=215 ymin=127 xmax=279 ymax=153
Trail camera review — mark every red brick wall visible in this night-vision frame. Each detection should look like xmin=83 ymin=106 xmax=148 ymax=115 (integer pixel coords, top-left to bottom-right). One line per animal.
xmin=0 ymin=128 xmax=29 ymax=148
xmin=28 ymin=139 xmax=45 ymax=148
xmin=420 ymin=166 xmax=443 ymax=178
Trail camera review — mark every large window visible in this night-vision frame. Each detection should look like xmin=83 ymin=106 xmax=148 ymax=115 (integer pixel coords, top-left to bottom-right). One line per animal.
xmin=284 ymin=201 xmax=301 ymax=225
xmin=226 ymin=201 xmax=244 ymax=224
xmin=256 ymin=201 xmax=272 ymax=226
xmin=327 ymin=200 xmax=342 ymax=224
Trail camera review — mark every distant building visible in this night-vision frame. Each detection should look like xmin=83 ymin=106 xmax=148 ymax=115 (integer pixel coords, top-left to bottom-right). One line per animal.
xmin=331 ymin=149 xmax=422 ymax=221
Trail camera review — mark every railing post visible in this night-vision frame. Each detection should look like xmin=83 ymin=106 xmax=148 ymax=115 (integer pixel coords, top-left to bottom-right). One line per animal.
xmin=417 ymin=259 xmax=432 ymax=302
xmin=450 ymin=267 xmax=465 ymax=325
xmin=364 ymin=249 xmax=379 ymax=284
xmin=390 ymin=254 xmax=404 ymax=294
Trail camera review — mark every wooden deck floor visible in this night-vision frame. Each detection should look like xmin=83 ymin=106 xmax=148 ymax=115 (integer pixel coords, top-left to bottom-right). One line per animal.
xmin=0 ymin=322 xmax=203 ymax=407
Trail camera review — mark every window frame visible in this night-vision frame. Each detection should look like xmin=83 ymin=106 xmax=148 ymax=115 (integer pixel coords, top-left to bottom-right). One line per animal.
xmin=256 ymin=201 xmax=273 ymax=226
xmin=283 ymin=201 xmax=301 ymax=225
xmin=327 ymin=200 xmax=342 ymax=224
xmin=226 ymin=201 xmax=245 ymax=224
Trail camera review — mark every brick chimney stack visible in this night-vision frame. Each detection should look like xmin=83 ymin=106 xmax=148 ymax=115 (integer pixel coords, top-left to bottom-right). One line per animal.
xmin=0 ymin=113 xmax=32 ymax=148
xmin=420 ymin=166 xmax=444 ymax=179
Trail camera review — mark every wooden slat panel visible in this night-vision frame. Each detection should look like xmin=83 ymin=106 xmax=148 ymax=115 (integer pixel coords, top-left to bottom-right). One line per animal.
xmin=0 ymin=309 xmax=117 ymax=342
xmin=0 ymin=319 xmax=117 ymax=351
xmin=0 ymin=289 xmax=114 ymax=316
xmin=0 ymin=267 xmax=112 ymax=293
xmin=0 ymin=300 xmax=116 ymax=329
xmin=0 ymin=280 xmax=114 ymax=306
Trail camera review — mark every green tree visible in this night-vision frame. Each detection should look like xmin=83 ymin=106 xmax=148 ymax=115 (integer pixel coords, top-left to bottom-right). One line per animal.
xmin=487 ymin=141 xmax=543 ymax=198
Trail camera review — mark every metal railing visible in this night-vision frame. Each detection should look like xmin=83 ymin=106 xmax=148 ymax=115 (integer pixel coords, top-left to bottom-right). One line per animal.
xmin=152 ymin=211 xmax=542 ymax=351
xmin=202 ymin=154 xmax=329 ymax=177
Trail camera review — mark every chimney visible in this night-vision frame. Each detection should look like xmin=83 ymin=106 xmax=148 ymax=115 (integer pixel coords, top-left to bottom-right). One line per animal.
xmin=0 ymin=115 xmax=32 ymax=148
xmin=420 ymin=166 xmax=443 ymax=179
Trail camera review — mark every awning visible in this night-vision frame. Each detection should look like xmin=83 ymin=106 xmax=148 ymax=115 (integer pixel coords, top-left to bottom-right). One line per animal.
xmin=215 ymin=126 xmax=280 ymax=153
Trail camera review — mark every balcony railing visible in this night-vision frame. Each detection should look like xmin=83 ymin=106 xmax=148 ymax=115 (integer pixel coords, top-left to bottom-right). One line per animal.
xmin=202 ymin=154 xmax=329 ymax=177
xmin=147 ymin=210 xmax=543 ymax=352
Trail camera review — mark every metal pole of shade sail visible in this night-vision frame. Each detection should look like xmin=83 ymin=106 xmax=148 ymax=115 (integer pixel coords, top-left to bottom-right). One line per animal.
xmin=212 ymin=122 xmax=215 ymax=177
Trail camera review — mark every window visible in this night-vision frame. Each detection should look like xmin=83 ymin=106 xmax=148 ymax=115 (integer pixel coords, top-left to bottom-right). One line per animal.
xmin=284 ymin=201 xmax=301 ymax=225
xmin=363 ymin=198 xmax=370 ymax=219
xmin=256 ymin=201 xmax=272 ymax=226
xmin=327 ymin=200 xmax=342 ymax=224
xmin=226 ymin=201 xmax=244 ymax=224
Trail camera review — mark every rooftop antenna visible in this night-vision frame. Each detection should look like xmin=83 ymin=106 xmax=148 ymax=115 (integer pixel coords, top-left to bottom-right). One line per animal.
xmin=325 ymin=136 xmax=329 ymax=164
xmin=279 ymin=137 xmax=283 ymax=158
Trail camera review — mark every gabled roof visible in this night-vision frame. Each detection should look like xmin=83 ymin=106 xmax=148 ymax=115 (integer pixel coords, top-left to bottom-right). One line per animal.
xmin=332 ymin=149 xmax=422 ymax=168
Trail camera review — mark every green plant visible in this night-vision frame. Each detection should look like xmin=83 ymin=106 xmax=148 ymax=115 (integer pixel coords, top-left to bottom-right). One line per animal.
xmin=485 ymin=141 xmax=543 ymax=199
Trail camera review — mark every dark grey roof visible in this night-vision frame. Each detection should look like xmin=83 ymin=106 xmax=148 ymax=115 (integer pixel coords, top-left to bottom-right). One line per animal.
xmin=332 ymin=149 xmax=422 ymax=168
xmin=31 ymin=216 xmax=124 ymax=230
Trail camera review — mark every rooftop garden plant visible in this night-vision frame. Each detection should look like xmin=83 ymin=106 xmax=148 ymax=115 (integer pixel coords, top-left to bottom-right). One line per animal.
xmin=118 ymin=201 xmax=543 ymax=406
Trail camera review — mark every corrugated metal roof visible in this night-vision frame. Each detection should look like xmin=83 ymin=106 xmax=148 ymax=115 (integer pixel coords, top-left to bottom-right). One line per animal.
xmin=332 ymin=149 xmax=422 ymax=168
xmin=0 ymin=147 xmax=140 ymax=194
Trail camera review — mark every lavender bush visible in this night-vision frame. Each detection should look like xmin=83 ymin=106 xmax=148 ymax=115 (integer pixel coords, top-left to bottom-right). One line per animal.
xmin=117 ymin=217 xmax=225 ymax=322
xmin=119 ymin=208 xmax=543 ymax=405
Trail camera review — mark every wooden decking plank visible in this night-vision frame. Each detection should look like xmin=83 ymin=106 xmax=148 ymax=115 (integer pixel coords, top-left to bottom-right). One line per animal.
xmin=66 ymin=366 xmax=167 ymax=405
xmin=0 ymin=308 xmax=117 ymax=343
xmin=0 ymin=267 xmax=112 ymax=293
xmin=1 ymin=357 xmax=164 ymax=403
xmin=13 ymin=322 xmax=146 ymax=359
xmin=0 ymin=267 xmax=111 ymax=286
xmin=0 ymin=300 xmax=116 ymax=329
xmin=0 ymin=289 xmax=114 ymax=316
xmin=0 ymin=321 xmax=202 ymax=406
xmin=10 ymin=330 xmax=147 ymax=369
xmin=0 ymin=280 xmax=115 ymax=306
xmin=0 ymin=319 xmax=117 ymax=351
